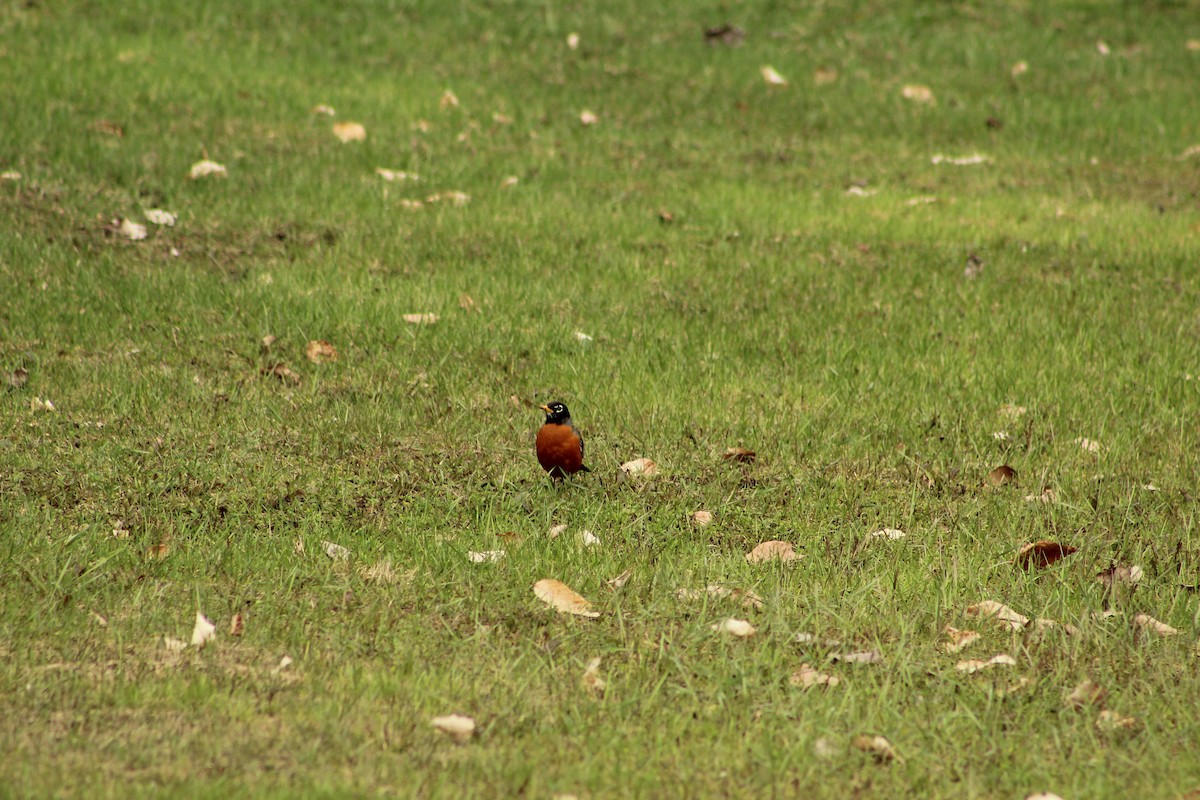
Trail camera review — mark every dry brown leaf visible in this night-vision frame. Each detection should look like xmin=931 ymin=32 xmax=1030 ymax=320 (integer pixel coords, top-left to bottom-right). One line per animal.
xmin=431 ymin=714 xmax=475 ymax=742
xmin=931 ymin=153 xmax=991 ymax=166
xmin=1031 ymin=618 xmax=1079 ymax=636
xmin=1097 ymin=565 xmax=1143 ymax=587
xmin=548 ymin=523 xmax=569 ymax=539
xmin=760 ymin=66 xmax=788 ymax=86
xmin=1096 ymin=709 xmax=1138 ymax=733
xmin=704 ymin=25 xmax=744 ymax=47
xmin=852 ymin=734 xmax=897 ymax=762
xmin=620 ymin=457 xmax=658 ymax=476
xmin=260 ymin=334 xmax=277 ymax=352
xmin=8 ymin=367 xmax=28 ymax=389
xmin=712 ymin=618 xmax=756 ymax=637
xmin=533 ymin=578 xmax=600 ymax=618
xmin=305 ymin=340 xmax=338 ymax=363
xmin=723 ymin=446 xmax=756 ymax=463
xmin=966 ymin=601 xmax=1030 ymax=630
xmin=676 ymin=585 xmax=764 ymax=610
xmin=332 ymin=122 xmax=366 ymax=142
xmin=955 ymin=654 xmax=1016 ymax=673
xmin=402 ymin=313 xmax=439 ymax=325
xmin=1133 ymin=613 xmax=1179 ymax=637
xmin=579 ymin=109 xmax=599 ymax=126
xmin=146 ymin=539 xmax=170 ymax=560
xmin=1065 ymin=679 xmax=1107 ymax=709
xmin=901 ymin=84 xmax=935 ymax=104
xmin=606 ymin=567 xmax=632 ymax=590
xmin=467 ymin=550 xmax=505 ymax=563
xmin=943 ymin=625 xmax=980 ymax=654
xmin=119 ymin=218 xmax=148 ymax=241
xmin=191 ymin=612 xmax=216 ymax=648
xmin=271 ymin=655 xmax=293 ymax=675
xmin=988 ymin=465 xmax=1017 ymax=486
xmin=581 ymin=657 xmax=605 ymax=695
xmin=692 ymin=510 xmax=713 ymax=526
xmin=188 ymin=160 xmax=227 ymax=179
xmin=790 ymin=663 xmax=839 ymax=689
xmin=457 ymin=294 xmax=477 ymax=312
xmin=871 ymin=528 xmax=905 ymax=540
xmin=746 ymin=540 xmax=802 ymax=564
xmin=229 ymin=613 xmax=244 ymax=637
xmin=1016 ymin=541 xmax=1078 ymax=569
xmin=261 ymin=363 xmax=301 ymax=385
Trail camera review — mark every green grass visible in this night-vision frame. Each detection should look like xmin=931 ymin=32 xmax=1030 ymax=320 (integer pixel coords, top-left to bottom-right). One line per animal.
xmin=3 ymin=0 xmax=1200 ymax=796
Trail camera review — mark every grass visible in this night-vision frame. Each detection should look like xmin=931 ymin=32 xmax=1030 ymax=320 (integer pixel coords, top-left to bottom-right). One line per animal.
xmin=3 ymin=0 xmax=1200 ymax=796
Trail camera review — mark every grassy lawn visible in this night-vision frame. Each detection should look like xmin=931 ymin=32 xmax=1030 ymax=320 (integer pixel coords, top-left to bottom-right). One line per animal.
xmin=3 ymin=0 xmax=1200 ymax=796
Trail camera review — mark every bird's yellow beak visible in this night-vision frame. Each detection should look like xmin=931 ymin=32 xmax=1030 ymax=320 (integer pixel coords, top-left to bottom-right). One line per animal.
xmin=538 ymin=404 xmax=552 ymax=414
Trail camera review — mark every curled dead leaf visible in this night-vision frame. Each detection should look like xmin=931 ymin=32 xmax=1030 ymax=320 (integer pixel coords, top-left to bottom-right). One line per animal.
xmin=163 ymin=636 xmax=187 ymax=653
xmin=1096 ymin=709 xmax=1139 ymax=732
xmin=191 ymin=612 xmax=216 ymax=648
xmin=723 ymin=447 xmax=756 ymax=463
xmin=332 ymin=122 xmax=366 ymax=143
xmin=229 ymin=613 xmax=244 ymax=637
xmin=620 ymin=457 xmax=658 ymax=476
xmin=144 ymin=209 xmax=176 ymax=227
xmin=966 ymin=600 xmax=1029 ymax=630
xmin=533 ymin=578 xmax=599 ymax=618
xmin=312 ymin=104 xmax=336 ymax=116
xmin=852 ymin=734 xmax=897 ymax=762
xmin=30 ymin=397 xmax=55 ymax=412
xmin=1075 ymin=437 xmax=1102 ymax=453
xmin=426 ymin=191 xmax=470 ymax=207
xmin=955 ymin=654 xmax=1016 ymax=673
xmin=1066 ymin=679 xmax=1107 ymax=709
xmin=431 ymin=714 xmax=475 ymax=742
xmin=814 ymin=67 xmax=838 ymax=85
xmin=119 ymin=218 xmax=148 ymax=241
xmin=606 ymin=567 xmax=632 ymax=590
xmin=942 ymin=625 xmax=980 ymax=654
xmin=746 ymin=540 xmax=802 ymax=564
xmin=692 ymin=510 xmax=713 ymax=526
xmin=1024 ymin=487 xmax=1057 ymax=503
xmin=189 ymin=160 xmax=227 ymax=179
xmin=712 ymin=618 xmax=756 ymax=637
xmin=261 ymin=363 xmax=301 ymax=385
xmin=931 ymin=153 xmax=992 ymax=166
xmin=1016 ymin=541 xmax=1077 ymax=569
xmin=1133 ymin=613 xmax=1179 ymax=637
xmin=548 ymin=523 xmax=568 ymax=539
xmin=988 ymin=465 xmax=1017 ymax=486
xmin=440 ymin=90 xmax=459 ymax=109
xmin=833 ymin=649 xmax=884 ymax=665
xmin=579 ymin=530 xmax=600 ymax=547
xmin=1097 ymin=565 xmax=1143 ymax=587
xmin=566 ymin=32 xmax=580 ymax=50
xmin=305 ymin=340 xmax=338 ymax=363
xmin=8 ymin=368 xmax=28 ymax=389
xmin=871 ymin=528 xmax=905 ymax=540
xmin=1011 ymin=61 xmax=1029 ymax=77
xmin=790 ymin=663 xmax=839 ymax=689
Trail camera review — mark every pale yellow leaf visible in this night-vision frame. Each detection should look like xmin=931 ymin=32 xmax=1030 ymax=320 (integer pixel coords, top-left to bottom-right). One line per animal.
xmin=692 ymin=510 xmax=713 ymax=526
xmin=712 ymin=618 xmax=756 ymax=637
xmin=942 ymin=625 xmax=980 ymax=654
xmin=431 ymin=714 xmax=475 ymax=742
xmin=499 ymin=175 xmax=519 ymax=189
xmin=332 ymin=122 xmax=366 ymax=143
xmin=403 ymin=313 xmax=439 ymax=325
xmin=440 ymin=90 xmax=459 ymax=109
xmin=533 ymin=578 xmax=600 ymax=618
xmin=119 ymin=218 xmax=148 ymax=241
xmin=322 ymin=540 xmax=350 ymax=561
xmin=965 ymin=600 xmax=1029 ymax=630
xmin=566 ymin=33 xmax=580 ymax=50
xmin=467 ymin=550 xmax=505 ymax=563
xmin=579 ymin=530 xmax=600 ymax=547
xmin=746 ymin=540 xmax=802 ymax=564
xmin=144 ymin=209 xmax=176 ymax=226
xmin=620 ymin=457 xmax=658 ymax=476
xmin=312 ymin=104 xmax=336 ymax=116
xmin=188 ymin=160 xmax=227 ymax=179
xmin=871 ymin=528 xmax=905 ymax=540
xmin=163 ymin=636 xmax=188 ymax=653
xmin=1096 ymin=709 xmax=1138 ymax=732
xmin=790 ymin=663 xmax=839 ymax=689
xmin=305 ymin=340 xmax=338 ymax=363
xmin=376 ymin=168 xmax=419 ymax=182
xmin=955 ymin=654 xmax=1016 ymax=673
xmin=901 ymin=84 xmax=935 ymax=104
xmin=1133 ymin=613 xmax=1179 ymax=637
xmin=191 ymin=611 xmax=216 ymax=648
xmin=0 ymin=170 xmax=21 ymax=181
xmin=1011 ymin=61 xmax=1029 ymax=77
xmin=548 ymin=523 xmax=569 ymax=539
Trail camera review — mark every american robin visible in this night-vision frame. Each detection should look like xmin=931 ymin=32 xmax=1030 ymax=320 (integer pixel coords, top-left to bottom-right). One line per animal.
xmin=536 ymin=401 xmax=590 ymax=478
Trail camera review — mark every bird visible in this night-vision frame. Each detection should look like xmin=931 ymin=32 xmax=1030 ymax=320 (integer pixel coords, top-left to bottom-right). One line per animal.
xmin=535 ymin=401 xmax=590 ymax=478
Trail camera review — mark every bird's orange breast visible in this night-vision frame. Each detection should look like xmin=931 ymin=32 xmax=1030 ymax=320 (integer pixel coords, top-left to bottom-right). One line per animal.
xmin=536 ymin=423 xmax=585 ymax=474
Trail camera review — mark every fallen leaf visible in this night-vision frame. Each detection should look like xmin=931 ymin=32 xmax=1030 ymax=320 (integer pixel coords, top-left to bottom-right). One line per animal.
xmin=566 ymin=32 xmax=580 ymax=50
xmin=1096 ymin=40 xmax=1111 ymax=56
xmin=90 ymin=611 xmax=108 ymax=627
xmin=163 ymin=637 xmax=188 ymax=653
xmin=1188 ymin=40 xmax=1200 ymax=52
xmin=606 ymin=568 xmax=632 ymax=590
xmin=901 ymin=84 xmax=935 ymax=104
xmin=931 ymin=153 xmax=992 ymax=166
xmin=457 ymin=294 xmax=477 ymax=312
xmin=1133 ymin=613 xmax=1179 ymax=637
xmin=499 ymin=175 xmax=519 ymax=189
xmin=723 ymin=446 xmax=756 ymax=463
xmin=833 ymin=649 xmax=884 ymax=665
xmin=676 ymin=585 xmax=763 ymax=610
xmin=712 ymin=618 xmax=756 ymax=637
xmin=814 ymin=67 xmax=838 ymax=85
xmin=1096 ymin=709 xmax=1138 ymax=732
xmin=322 ymin=540 xmax=351 ymax=561
xmin=332 ymin=122 xmax=366 ymax=143
xmin=579 ymin=530 xmax=600 ymax=547
xmin=956 ymin=654 xmax=1016 ymax=673
xmin=871 ymin=528 xmax=905 ymax=540
xmin=119 ymin=218 xmax=148 ymax=240
xmin=533 ymin=578 xmax=600 ymax=618
xmin=1011 ymin=61 xmax=1029 ymax=77
xmin=402 ymin=313 xmax=439 ymax=325
xmin=376 ymin=168 xmax=419 ymax=182
xmin=1065 ymin=679 xmax=1107 ymax=709
xmin=8 ymin=368 xmax=28 ymax=389
xmin=966 ymin=600 xmax=1030 ymax=630
xmin=305 ymin=340 xmax=338 ymax=363
xmin=581 ymin=657 xmax=605 ymax=695
xmin=1096 ymin=565 xmax=1143 ymax=587
xmin=992 ymin=431 xmax=1008 ymax=440
xmin=620 ymin=457 xmax=658 ymax=476
xmin=440 ymin=90 xmax=459 ymax=109
xmin=30 ymin=397 xmax=55 ymax=412
xmin=144 ymin=209 xmax=176 ymax=226
xmin=1016 ymin=541 xmax=1078 ymax=569
xmin=746 ymin=540 xmax=802 ymax=564
xmin=1024 ymin=487 xmax=1057 ymax=503
xmin=760 ymin=66 xmax=788 ymax=86
xmin=1024 ymin=794 xmax=1064 ymax=800
xmin=271 ymin=655 xmax=293 ymax=674
xmin=188 ymin=160 xmax=227 ymax=179
xmin=260 ymin=334 xmax=277 ymax=351
xmin=191 ymin=612 xmax=216 ymax=648
xmin=146 ymin=540 xmax=169 ymax=560
xmin=548 ymin=523 xmax=569 ymax=539
xmin=431 ymin=714 xmax=475 ymax=742
xmin=261 ymin=363 xmax=301 ymax=385
xmin=942 ymin=625 xmax=980 ymax=654
xmin=0 ymin=170 xmax=22 ymax=181
xmin=574 ymin=331 xmax=593 ymax=342
xmin=579 ymin=109 xmax=599 ymax=126
xmin=790 ymin=663 xmax=839 ymax=689
xmin=988 ymin=465 xmax=1017 ymax=486
xmin=467 ymin=550 xmax=505 ymax=563
xmin=229 ymin=613 xmax=244 ymax=637
xmin=312 ymin=104 xmax=336 ymax=116
xmin=692 ymin=510 xmax=713 ymax=526
xmin=852 ymin=734 xmax=897 ymax=761
xmin=425 ymin=191 xmax=470 ymax=206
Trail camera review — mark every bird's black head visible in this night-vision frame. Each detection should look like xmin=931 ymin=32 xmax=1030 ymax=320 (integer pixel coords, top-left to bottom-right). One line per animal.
xmin=539 ymin=401 xmax=571 ymax=424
